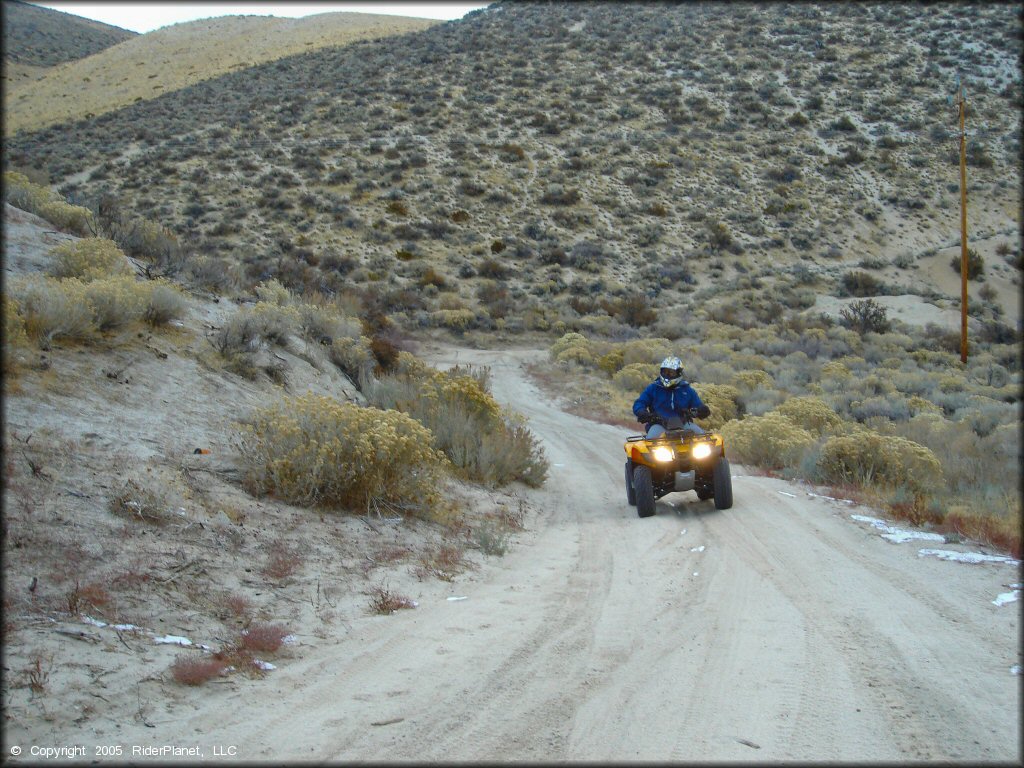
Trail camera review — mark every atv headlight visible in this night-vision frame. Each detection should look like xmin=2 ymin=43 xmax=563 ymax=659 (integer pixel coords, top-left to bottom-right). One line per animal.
xmin=691 ymin=442 xmax=713 ymax=460
xmin=652 ymin=445 xmax=674 ymax=462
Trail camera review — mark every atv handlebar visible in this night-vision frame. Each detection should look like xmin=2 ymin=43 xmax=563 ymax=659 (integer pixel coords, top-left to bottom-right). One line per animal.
xmin=637 ymin=406 xmax=707 ymax=427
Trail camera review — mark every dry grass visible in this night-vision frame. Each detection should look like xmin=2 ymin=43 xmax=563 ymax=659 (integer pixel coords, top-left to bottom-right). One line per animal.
xmin=170 ymin=655 xmax=229 ymax=686
xmin=262 ymin=542 xmax=304 ymax=582
xmin=5 ymin=13 xmax=439 ymax=135
xmin=239 ymin=622 xmax=289 ymax=654
xmin=368 ymin=585 xmax=417 ymax=615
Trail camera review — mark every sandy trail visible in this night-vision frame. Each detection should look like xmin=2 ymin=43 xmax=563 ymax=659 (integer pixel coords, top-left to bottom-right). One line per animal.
xmin=14 ymin=343 xmax=1016 ymax=762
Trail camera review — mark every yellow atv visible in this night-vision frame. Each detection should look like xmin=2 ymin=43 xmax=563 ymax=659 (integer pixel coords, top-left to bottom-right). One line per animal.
xmin=624 ymin=410 xmax=733 ymax=517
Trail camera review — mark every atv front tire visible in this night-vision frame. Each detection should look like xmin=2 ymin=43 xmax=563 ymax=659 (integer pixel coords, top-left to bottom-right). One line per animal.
xmin=625 ymin=461 xmax=636 ymax=506
xmin=713 ymin=457 xmax=733 ymax=510
xmin=633 ymin=465 xmax=656 ymax=518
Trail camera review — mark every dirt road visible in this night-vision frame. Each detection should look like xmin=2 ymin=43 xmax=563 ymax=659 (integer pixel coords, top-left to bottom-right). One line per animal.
xmin=12 ymin=339 xmax=1012 ymax=763
xmin=141 ymin=344 xmax=1013 ymax=763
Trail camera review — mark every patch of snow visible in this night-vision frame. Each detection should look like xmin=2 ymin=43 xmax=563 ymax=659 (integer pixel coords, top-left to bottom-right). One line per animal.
xmin=809 ymin=492 xmax=855 ymax=504
xmin=992 ymin=590 xmax=1020 ymax=607
xmin=690 ymin=545 xmax=705 ymax=553
xmin=917 ymin=549 xmax=1021 ymax=566
xmin=851 ymin=515 xmax=945 ymax=544
xmin=153 ymin=634 xmax=193 ymax=646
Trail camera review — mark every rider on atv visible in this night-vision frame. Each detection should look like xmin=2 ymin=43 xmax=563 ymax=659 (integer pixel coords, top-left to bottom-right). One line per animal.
xmin=633 ymin=356 xmax=710 ymax=438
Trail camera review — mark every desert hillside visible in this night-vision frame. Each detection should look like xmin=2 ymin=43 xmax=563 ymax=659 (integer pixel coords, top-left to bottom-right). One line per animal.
xmin=2 ymin=0 xmax=135 ymax=68
xmin=3 ymin=8 xmax=439 ymax=135
xmin=5 ymin=2 xmax=1020 ymax=340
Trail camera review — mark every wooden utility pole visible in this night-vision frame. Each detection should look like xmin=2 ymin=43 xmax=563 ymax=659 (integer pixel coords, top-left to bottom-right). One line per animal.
xmin=955 ymin=78 xmax=969 ymax=363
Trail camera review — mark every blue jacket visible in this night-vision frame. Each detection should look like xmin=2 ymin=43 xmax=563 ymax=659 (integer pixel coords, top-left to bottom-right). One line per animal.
xmin=633 ymin=380 xmax=705 ymax=422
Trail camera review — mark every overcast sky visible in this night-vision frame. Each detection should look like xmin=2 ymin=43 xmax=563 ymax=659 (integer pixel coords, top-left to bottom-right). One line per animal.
xmin=33 ymin=2 xmax=490 ymax=33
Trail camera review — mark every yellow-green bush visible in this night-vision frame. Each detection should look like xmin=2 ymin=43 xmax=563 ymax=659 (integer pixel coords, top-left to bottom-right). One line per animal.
xmin=329 ymin=335 xmax=374 ymax=385
xmin=817 ymin=431 xmax=943 ymax=493
xmin=720 ymin=412 xmax=815 ymax=470
xmin=250 ymin=302 xmax=299 ymax=345
xmin=612 ymin=362 xmax=653 ymax=392
xmin=732 ymin=369 xmax=774 ymax=391
xmin=597 ymin=348 xmax=625 ymax=376
xmin=239 ymin=394 xmax=448 ymax=515
xmin=821 ymin=360 xmax=852 ymax=380
xmin=367 ymin=352 xmax=547 ymax=487
xmin=4 ymin=172 xmax=94 ymax=235
xmin=3 ymin=297 xmax=29 ymax=373
xmin=143 ymin=280 xmax=189 ymax=326
xmin=432 ymin=308 xmax=476 ymax=330
xmin=620 ymin=337 xmax=673 ymax=366
xmin=83 ymin=275 xmax=148 ymax=331
xmin=254 ymin=279 xmax=292 ymax=306
xmin=297 ymin=301 xmax=360 ymax=344
xmin=695 ymin=383 xmax=741 ymax=430
xmin=49 ymin=238 xmax=131 ymax=281
xmin=775 ymin=395 xmax=844 ymax=436
xmin=549 ymin=332 xmax=592 ymax=360
xmin=13 ymin=276 xmax=96 ymax=345
xmin=557 ymin=344 xmax=596 ymax=366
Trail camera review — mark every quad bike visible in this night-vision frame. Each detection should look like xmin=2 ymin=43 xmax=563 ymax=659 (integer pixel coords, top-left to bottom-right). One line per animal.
xmin=623 ymin=409 xmax=733 ymax=517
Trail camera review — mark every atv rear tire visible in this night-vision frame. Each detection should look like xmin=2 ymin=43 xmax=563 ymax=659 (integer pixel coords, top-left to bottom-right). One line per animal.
xmin=633 ymin=465 xmax=656 ymax=518
xmin=713 ymin=457 xmax=733 ymax=510
xmin=625 ymin=461 xmax=636 ymax=506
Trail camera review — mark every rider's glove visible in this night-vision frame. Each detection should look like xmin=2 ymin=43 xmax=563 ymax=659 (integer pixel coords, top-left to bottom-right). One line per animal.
xmin=636 ymin=408 xmax=654 ymax=424
xmin=695 ymin=405 xmax=711 ymax=419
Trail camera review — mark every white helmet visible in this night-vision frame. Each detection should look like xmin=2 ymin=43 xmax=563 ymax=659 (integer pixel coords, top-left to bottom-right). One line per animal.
xmin=658 ymin=356 xmax=684 ymax=388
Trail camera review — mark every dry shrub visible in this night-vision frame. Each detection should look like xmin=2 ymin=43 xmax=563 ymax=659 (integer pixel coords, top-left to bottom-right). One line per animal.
xmin=4 ymin=297 xmax=29 ymax=373
xmin=262 ymin=542 xmax=304 ymax=581
xmin=4 ymin=171 xmax=94 ymax=235
xmin=170 ymin=655 xmax=228 ymax=686
xmin=209 ymin=310 xmax=262 ymax=357
xmin=83 ymin=275 xmax=147 ymax=331
xmin=254 ymin=279 xmax=292 ymax=306
xmin=694 ymin=383 xmax=740 ymax=430
xmin=240 ymin=393 xmax=447 ymax=515
xmin=109 ymin=479 xmax=178 ymax=525
xmin=732 ymin=369 xmax=774 ymax=391
xmin=328 ymin=335 xmax=375 ymax=385
xmin=368 ymin=585 xmax=417 ymax=614
xmin=942 ymin=505 xmax=1021 ymax=559
xmin=250 ymin=302 xmax=299 ymax=346
xmin=367 ymin=353 xmax=547 ymax=488
xmin=144 ymin=280 xmax=189 ymax=326
xmin=66 ymin=581 xmax=113 ymax=615
xmin=556 ymin=343 xmax=597 ymax=366
xmin=612 ymin=362 xmax=652 ymax=392
xmin=720 ymin=412 xmax=816 ymax=470
xmin=239 ymin=622 xmax=289 ymax=653
xmin=431 ymin=308 xmax=476 ymax=330
xmin=417 ymin=544 xmax=467 ymax=581
xmin=49 ymin=238 xmax=130 ymax=281
xmin=13 ymin=276 xmax=96 ymax=346
xmin=619 ymin=337 xmax=674 ymax=366
xmin=222 ymin=593 xmax=254 ymax=619
xmin=549 ymin=332 xmax=593 ymax=361
xmin=775 ymin=395 xmax=844 ymax=436
xmin=818 ymin=430 xmax=943 ymax=493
